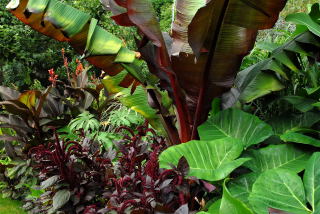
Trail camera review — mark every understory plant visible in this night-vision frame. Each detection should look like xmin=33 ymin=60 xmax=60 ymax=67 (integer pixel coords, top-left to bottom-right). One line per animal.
xmin=26 ymin=124 xmax=213 ymax=213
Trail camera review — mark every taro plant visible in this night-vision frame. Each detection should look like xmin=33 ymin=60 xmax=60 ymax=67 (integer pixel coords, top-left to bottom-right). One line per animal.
xmin=6 ymin=0 xmax=288 ymax=144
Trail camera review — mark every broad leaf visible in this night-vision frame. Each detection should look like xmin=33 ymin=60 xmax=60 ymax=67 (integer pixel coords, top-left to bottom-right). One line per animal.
xmin=228 ymin=173 xmax=259 ymax=205
xmin=102 ymin=71 xmax=164 ymax=134
xmin=52 ymin=189 xmax=71 ymax=210
xmin=223 ymin=31 xmax=320 ymax=108
xmin=168 ymin=0 xmax=286 ymax=125
xmin=249 ymin=169 xmax=311 ymax=214
xmin=243 ymin=144 xmax=310 ymax=173
xmin=198 ymin=108 xmax=273 ymax=149
xmin=280 ymin=131 xmax=320 ymax=147
xmin=236 ymin=71 xmax=284 ymax=103
xmin=303 ymin=152 xmax=320 ymax=211
xmin=159 ymin=138 xmax=250 ymax=181
xmin=7 ymin=0 xmax=142 ymax=87
xmin=281 ymin=96 xmax=317 ymax=113
xmin=41 ymin=175 xmax=60 ymax=189
xmin=0 ymin=86 xmax=20 ymax=100
xmin=269 ymin=112 xmax=320 ymax=135
xmin=220 ymin=180 xmax=254 ymax=214
xmin=286 ymin=5 xmax=320 ymax=37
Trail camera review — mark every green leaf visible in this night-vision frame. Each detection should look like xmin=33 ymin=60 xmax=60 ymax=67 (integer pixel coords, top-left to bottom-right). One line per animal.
xmin=52 ymin=189 xmax=71 ymax=210
xmin=238 ymin=72 xmax=284 ymax=103
xmin=159 ymin=138 xmax=250 ymax=181
xmin=7 ymin=0 xmax=140 ymax=87
xmin=41 ymin=175 xmax=60 ymax=189
xmin=286 ymin=13 xmax=320 ymax=37
xmin=303 ymin=152 xmax=320 ymax=210
xmin=220 ymin=180 xmax=254 ymax=214
xmin=269 ymin=112 xmax=320 ymax=135
xmin=249 ymin=169 xmax=311 ymax=214
xmin=223 ymin=31 xmax=320 ymax=108
xmin=198 ymin=108 xmax=273 ymax=149
xmin=280 ymin=131 xmax=320 ymax=147
xmin=243 ymin=144 xmax=310 ymax=173
xmin=281 ymin=96 xmax=317 ymax=112
xmin=256 ymin=42 xmax=281 ymax=52
xmin=102 ymin=71 xmax=164 ymax=134
xmin=228 ymin=173 xmax=259 ymax=205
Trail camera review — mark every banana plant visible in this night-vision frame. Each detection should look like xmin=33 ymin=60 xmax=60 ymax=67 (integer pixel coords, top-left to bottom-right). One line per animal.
xmin=223 ymin=3 xmax=320 ymax=109
xmin=6 ymin=0 xmax=287 ymax=144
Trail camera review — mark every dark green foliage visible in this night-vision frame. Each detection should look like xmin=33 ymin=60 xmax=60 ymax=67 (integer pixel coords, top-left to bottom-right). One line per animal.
xmin=0 ymin=1 xmax=71 ymax=89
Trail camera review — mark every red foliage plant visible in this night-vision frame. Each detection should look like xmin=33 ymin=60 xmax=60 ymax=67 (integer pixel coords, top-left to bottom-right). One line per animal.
xmin=29 ymin=125 xmax=214 ymax=214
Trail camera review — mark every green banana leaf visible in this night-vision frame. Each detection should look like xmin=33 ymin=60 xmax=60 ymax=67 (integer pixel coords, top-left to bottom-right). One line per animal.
xmin=223 ymin=31 xmax=320 ymax=108
xmin=6 ymin=0 xmax=144 ymax=86
xmin=101 ymin=70 xmax=164 ymax=134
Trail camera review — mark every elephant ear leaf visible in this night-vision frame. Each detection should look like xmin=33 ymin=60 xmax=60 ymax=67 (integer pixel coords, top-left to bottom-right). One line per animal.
xmin=198 ymin=108 xmax=273 ymax=149
xmin=249 ymin=169 xmax=311 ymax=214
xmin=243 ymin=144 xmax=311 ymax=173
xmin=219 ymin=180 xmax=254 ymax=214
xmin=6 ymin=0 xmax=143 ymax=86
xmin=159 ymin=137 xmax=250 ymax=181
xmin=303 ymin=152 xmax=320 ymax=211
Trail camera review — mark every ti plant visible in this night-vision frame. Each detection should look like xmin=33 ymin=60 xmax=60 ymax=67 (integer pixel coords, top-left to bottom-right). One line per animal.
xmin=6 ymin=0 xmax=287 ymax=144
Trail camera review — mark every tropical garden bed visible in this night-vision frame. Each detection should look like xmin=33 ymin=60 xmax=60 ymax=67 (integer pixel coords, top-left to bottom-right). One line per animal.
xmin=1 ymin=0 xmax=320 ymax=213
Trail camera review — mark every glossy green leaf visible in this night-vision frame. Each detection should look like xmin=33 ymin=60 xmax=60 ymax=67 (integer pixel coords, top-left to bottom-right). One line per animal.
xmin=280 ymin=131 xmax=320 ymax=147
xmin=228 ymin=173 xmax=259 ymax=205
xmin=220 ymin=180 xmax=254 ymax=214
xmin=238 ymin=71 xmax=284 ymax=103
xmin=303 ymin=152 xmax=320 ymax=211
xmin=243 ymin=144 xmax=310 ymax=173
xmin=159 ymin=138 xmax=250 ymax=181
xmin=7 ymin=0 xmax=141 ymax=87
xmin=102 ymin=71 xmax=164 ymax=134
xmin=249 ymin=169 xmax=311 ymax=214
xmin=286 ymin=13 xmax=320 ymax=37
xmin=198 ymin=108 xmax=273 ymax=148
xmin=223 ymin=31 xmax=320 ymax=108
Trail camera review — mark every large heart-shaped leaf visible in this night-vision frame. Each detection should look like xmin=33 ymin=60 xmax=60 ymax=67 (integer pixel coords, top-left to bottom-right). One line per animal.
xmin=198 ymin=108 xmax=273 ymax=149
xmin=220 ymin=180 xmax=254 ymax=214
xmin=243 ymin=144 xmax=311 ymax=173
xmin=303 ymin=152 xmax=320 ymax=210
xmin=159 ymin=138 xmax=250 ymax=181
xmin=228 ymin=173 xmax=259 ymax=205
xmin=249 ymin=169 xmax=311 ymax=214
